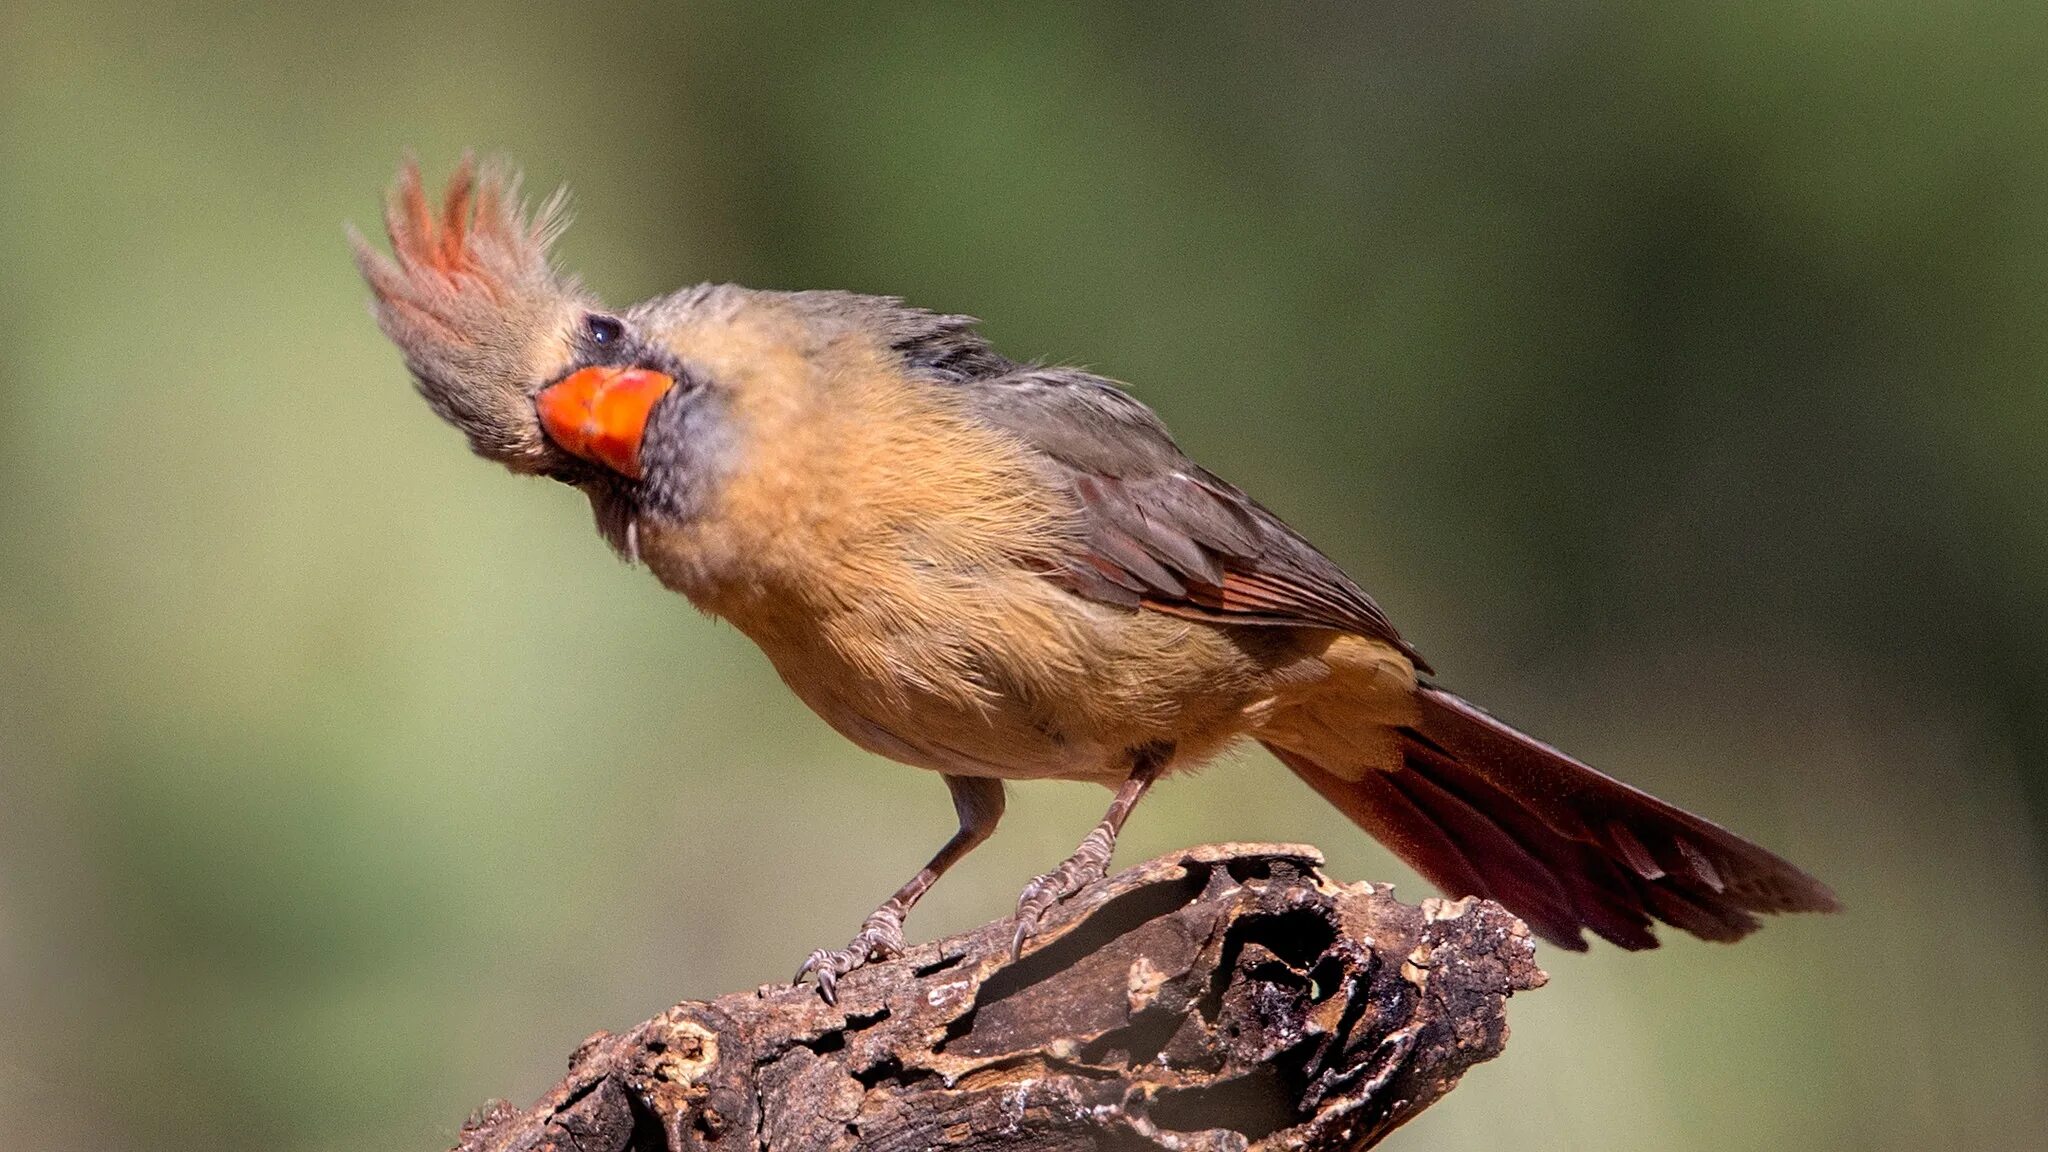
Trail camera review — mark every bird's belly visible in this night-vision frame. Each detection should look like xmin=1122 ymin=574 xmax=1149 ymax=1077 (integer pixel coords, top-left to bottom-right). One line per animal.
xmin=767 ymin=637 xmax=1147 ymax=787
xmin=805 ymin=685 xmax=1128 ymax=784
xmin=737 ymin=581 xmax=1279 ymax=787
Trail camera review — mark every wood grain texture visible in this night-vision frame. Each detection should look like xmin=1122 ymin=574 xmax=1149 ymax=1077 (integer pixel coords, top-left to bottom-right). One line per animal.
xmin=449 ymin=844 xmax=1545 ymax=1152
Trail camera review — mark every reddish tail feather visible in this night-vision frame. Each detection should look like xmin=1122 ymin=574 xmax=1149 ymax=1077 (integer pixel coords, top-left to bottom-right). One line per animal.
xmin=1267 ymin=685 xmax=1839 ymax=951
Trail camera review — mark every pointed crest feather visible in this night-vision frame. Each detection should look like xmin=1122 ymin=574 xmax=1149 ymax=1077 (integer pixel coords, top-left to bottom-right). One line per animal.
xmin=352 ymin=153 xmax=597 ymax=470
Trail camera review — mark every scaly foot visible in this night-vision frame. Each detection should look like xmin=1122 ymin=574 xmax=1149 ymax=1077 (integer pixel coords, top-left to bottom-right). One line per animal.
xmin=1010 ymin=829 xmax=1116 ymax=958
xmin=795 ymin=902 xmax=907 ymax=1005
xmin=1009 ymin=749 xmax=1167 ymax=959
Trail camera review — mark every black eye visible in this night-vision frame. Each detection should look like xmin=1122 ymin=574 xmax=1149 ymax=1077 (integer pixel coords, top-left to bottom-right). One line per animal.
xmin=584 ymin=314 xmax=624 ymax=346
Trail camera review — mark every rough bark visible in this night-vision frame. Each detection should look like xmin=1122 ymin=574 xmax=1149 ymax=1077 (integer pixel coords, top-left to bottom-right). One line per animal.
xmin=451 ymin=843 xmax=1545 ymax=1152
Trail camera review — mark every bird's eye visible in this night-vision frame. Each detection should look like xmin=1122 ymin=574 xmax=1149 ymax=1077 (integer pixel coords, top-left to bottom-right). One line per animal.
xmin=584 ymin=314 xmax=624 ymax=346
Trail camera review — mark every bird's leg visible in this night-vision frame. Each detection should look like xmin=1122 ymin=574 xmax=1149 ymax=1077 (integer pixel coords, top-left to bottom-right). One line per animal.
xmin=1011 ymin=743 xmax=1171 ymax=958
xmin=796 ymin=774 xmax=1004 ymax=1004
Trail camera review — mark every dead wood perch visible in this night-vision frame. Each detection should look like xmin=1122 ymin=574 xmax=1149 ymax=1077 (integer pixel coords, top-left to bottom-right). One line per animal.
xmin=453 ymin=843 xmax=1545 ymax=1152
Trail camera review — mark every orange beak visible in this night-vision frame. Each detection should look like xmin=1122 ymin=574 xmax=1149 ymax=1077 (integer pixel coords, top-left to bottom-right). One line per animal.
xmin=535 ymin=366 xmax=676 ymax=480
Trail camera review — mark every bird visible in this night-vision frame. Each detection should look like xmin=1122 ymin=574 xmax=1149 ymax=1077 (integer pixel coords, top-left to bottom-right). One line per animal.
xmin=354 ymin=157 xmax=1838 ymax=1003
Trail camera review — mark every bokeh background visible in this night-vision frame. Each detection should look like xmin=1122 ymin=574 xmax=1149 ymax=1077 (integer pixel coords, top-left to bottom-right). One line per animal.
xmin=3 ymin=2 xmax=2045 ymax=1149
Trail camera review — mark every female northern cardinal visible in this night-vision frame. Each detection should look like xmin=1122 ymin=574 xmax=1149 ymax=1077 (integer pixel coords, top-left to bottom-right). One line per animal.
xmin=355 ymin=158 xmax=1836 ymax=1002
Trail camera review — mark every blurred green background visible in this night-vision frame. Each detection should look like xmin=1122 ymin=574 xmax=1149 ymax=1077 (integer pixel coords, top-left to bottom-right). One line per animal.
xmin=3 ymin=2 xmax=2044 ymax=1149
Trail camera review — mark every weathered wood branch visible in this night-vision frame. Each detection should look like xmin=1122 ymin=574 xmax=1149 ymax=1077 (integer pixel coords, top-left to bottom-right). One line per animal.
xmin=452 ymin=844 xmax=1545 ymax=1152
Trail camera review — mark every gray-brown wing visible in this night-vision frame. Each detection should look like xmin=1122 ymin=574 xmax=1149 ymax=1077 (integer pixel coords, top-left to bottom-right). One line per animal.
xmin=961 ymin=368 xmax=1429 ymax=671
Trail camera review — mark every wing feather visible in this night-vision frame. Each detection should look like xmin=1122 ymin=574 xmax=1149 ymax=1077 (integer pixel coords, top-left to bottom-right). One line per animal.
xmin=957 ymin=367 xmax=1428 ymax=669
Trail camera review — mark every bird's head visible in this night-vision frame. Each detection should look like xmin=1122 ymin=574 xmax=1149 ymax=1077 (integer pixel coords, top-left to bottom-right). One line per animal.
xmin=353 ymin=158 xmax=738 ymax=510
xmin=356 ymin=159 xmax=1013 ymax=568
xmin=354 ymin=159 xmax=836 ymax=568
xmin=352 ymin=156 xmax=632 ymax=478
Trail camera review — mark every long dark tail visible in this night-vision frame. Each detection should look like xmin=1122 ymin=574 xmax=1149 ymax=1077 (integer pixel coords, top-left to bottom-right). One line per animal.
xmin=1265 ymin=685 xmax=1839 ymax=951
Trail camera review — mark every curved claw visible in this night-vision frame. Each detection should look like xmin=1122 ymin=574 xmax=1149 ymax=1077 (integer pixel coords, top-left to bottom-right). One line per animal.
xmin=1010 ymin=887 xmax=1051 ymax=960
xmin=1010 ymin=859 xmax=1099 ymax=960
xmin=793 ymin=909 xmax=908 ymax=1005
xmin=794 ymin=949 xmax=844 ymax=1006
xmin=793 ymin=949 xmax=832 ymax=989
